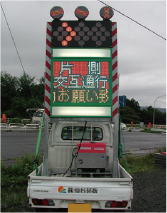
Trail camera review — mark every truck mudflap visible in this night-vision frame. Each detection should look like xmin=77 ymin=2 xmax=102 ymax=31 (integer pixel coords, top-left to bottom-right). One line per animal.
xmin=27 ymin=165 xmax=133 ymax=211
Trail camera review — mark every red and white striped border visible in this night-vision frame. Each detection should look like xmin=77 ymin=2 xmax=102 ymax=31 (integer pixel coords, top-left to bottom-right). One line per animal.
xmin=44 ymin=22 xmax=52 ymax=119
xmin=112 ymin=22 xmax=118 ymax=118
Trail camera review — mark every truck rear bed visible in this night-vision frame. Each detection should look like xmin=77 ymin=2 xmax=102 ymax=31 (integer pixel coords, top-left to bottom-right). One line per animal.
xmin=27 ymin=163 xmax=133 ymax=211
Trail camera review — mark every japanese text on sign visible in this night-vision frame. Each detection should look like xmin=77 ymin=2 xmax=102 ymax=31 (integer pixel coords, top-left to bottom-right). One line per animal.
xmin=52 ymin=61 xmax=110 ymax=104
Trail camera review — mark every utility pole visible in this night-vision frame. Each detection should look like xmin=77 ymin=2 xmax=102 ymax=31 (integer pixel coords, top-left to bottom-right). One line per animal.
xmin=153 ymin=95 xmax=166 ymax=127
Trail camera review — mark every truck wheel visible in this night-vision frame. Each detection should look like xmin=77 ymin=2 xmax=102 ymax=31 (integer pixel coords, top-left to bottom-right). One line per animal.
xmin=154 ymin=153 xmax=166 ymax=167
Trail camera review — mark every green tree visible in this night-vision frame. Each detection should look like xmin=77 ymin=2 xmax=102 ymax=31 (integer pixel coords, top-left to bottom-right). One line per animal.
xmin=1 ymin=72 xmax=19 ymax=113
xmin=1 ymin=72 xmax=44 ymax=118
xmin=140 ymin=106 xmax=166 ymax=125
xmin=18 ymin=73 xmax=35 ymax=101
xmin=120 ymin=106 xmax=140 ymax=123
xmin=6 ymin=97 xmax=27 ymax=118
xmin=154 ymin=109 xmax=166 ymax=125
xmin=30 ymin=76 xmax=44 ymax=105
xmin=126 ymin=98 xmax=141 ymax=114
xmin=161 ymin=112 xmax=166 ymax=125
xmin=120 ymin=98 xmax=141 ymax=124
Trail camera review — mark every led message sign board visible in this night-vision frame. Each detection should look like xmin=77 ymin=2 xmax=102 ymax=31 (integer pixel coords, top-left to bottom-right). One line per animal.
xmin=50 ymin=19 xmax=113 ymax=117
xmin=51 ymin=60 xmax=112 ymax=107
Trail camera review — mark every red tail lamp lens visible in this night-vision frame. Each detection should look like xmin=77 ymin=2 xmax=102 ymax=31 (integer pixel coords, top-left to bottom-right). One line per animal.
xmin=66 ymin=26 xmax=72 ymax=32
xmin=122 ymin=201 xmax=128 ymax=207
xmin=66 ymin=36 xmax=72 ymax=41
xmin=62 ymin=40 xmax=68 ymax=46
xmin=105 ymin=201 xmax=128 ymax=208
xmin=62 ymin=22 xmax=68 ymax=27
xmin=111 ymin=201 xmax=128 ymax=208
xmin=111 ymin=201 xmax=117 ymax=207
xmin=32 ymin=199 xmax=48 ymax=206
xmin=32 ymin=198 xmax=55 ymax=206
xmin=32 ymin=199 xmax=38 ymax=205
xmin=42 ymin=199 xmax=49 ymax=206
xmin=70 ymin=31 xmax=76 ymax=37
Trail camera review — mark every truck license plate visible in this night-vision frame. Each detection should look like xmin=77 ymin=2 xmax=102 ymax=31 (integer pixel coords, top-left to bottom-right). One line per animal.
xmin=68 ymin=203 xmax=91 ymax=212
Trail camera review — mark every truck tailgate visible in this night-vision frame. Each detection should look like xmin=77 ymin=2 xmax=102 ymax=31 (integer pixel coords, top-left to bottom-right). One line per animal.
xmin=27 ymin=164 xmax=133 ymax=210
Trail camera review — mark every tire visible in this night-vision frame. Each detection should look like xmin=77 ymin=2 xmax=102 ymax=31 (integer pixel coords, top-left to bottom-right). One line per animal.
xmin=154 ymin=153 xmax=166 ymax=167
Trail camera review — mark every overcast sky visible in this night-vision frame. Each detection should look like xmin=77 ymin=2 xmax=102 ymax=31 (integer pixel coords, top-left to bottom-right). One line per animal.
xmin=1 ymin=0 xmax=166 ymax=108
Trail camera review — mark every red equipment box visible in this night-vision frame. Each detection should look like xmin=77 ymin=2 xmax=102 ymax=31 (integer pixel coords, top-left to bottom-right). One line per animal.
xmin=77 ymin=142 xmax=106 ymax=153
xmin=77 ymin=142 xmax=107 ymax=170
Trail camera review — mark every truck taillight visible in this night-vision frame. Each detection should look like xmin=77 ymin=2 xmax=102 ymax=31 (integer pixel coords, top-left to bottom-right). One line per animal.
xmin=105 ymin=201 xmax=128 ymax=208
xmin=32 ymin=199 xmax=55 ymax=206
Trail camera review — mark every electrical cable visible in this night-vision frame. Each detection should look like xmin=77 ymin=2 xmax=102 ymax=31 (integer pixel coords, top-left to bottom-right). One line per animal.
xmin=119 ymin=109 xmax=128 ymax=172
xmin=1 ymin=2 xmax=39 ymax=108
xmin=159 ymin=0 xmax=166 ymax=6
xmin=63 ymin=121 xmax=87 ymax=177
xmin=97 ymin=0 xmax=166 ymax=41
xmin=121 ymin=127 xmax=129 ymax=173
xmin=0 ymin=2 xmax=26 ymax=73
xmin=33 ymin=114 xmax=44 ymax=176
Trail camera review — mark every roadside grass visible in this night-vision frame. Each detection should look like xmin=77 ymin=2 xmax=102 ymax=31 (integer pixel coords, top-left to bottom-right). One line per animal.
xmin=120 ymin=147 xmax=166 ymax=175
xmin=1 ymin=153 xmax=43 ymax=212
xmin=126 ymin=124 xmax=141 ymax=128
xmin=141 ymin=128 xmax=165 ymax=134
xmin=120 ymin=153 xmax=155 ymax=174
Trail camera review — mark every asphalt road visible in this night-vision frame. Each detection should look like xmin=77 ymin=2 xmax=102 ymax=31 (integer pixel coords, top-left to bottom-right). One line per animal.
xmin=1 ymin=130 xmax=166 ymax=165
xmin=1 ymin=131 xmax=45 ymax=160
xmin=122 ymin=131 xmax=166 ymax=151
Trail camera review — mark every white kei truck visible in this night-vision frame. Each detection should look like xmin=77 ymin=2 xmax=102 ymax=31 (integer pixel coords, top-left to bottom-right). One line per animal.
xmin=27 ymin=119 xmax=133 ymax=212
xmin=27 ymin=5 xmax=133 ymax=212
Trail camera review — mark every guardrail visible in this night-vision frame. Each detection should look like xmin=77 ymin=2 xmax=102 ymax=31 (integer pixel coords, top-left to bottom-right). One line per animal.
xmin=127 ymin=127 xmax=143 ymax=132
xmin=151 ymin=128 xmax=166 ymax=133
xmin=1 ymin=123 xmax=39 ymax=131
xmin=0 ymin=123 xmax=8 ymax=131
xmin=153 ymin=124 xmax=166 ymax=129
xmin=23 ymin=124 xmax=40 ymax=131
xmin=1 ymin=123 xmax=52 ymax=131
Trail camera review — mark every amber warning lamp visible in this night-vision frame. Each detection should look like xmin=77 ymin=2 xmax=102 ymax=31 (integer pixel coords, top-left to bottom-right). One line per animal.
xmin=50 ymin=6 xmax=64 ymax=19
xmin=100 ymin=6 xmax=114 ymax=20
xmin=74 ymin=6 xmax=89 ymax=20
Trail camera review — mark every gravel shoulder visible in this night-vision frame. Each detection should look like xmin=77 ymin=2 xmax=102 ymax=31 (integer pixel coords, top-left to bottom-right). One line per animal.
xmin=130 ymin=167 xmax=166 ymax=212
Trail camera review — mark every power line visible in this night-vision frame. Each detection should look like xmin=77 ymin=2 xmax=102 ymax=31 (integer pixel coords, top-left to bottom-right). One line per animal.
xmin=98 ymin=0 xmax=166 ymax=41
xmin=1 ymin=2 xmax=26 ymax=73
xmin=1 ymin=2 xmax=39 ymax=107
xmin=159 ymin=0 xmax=166 ymax=6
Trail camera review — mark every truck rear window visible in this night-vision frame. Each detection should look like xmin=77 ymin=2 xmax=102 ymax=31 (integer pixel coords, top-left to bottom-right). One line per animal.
xmin=61 ymin=126 xmax=103 ymax=141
